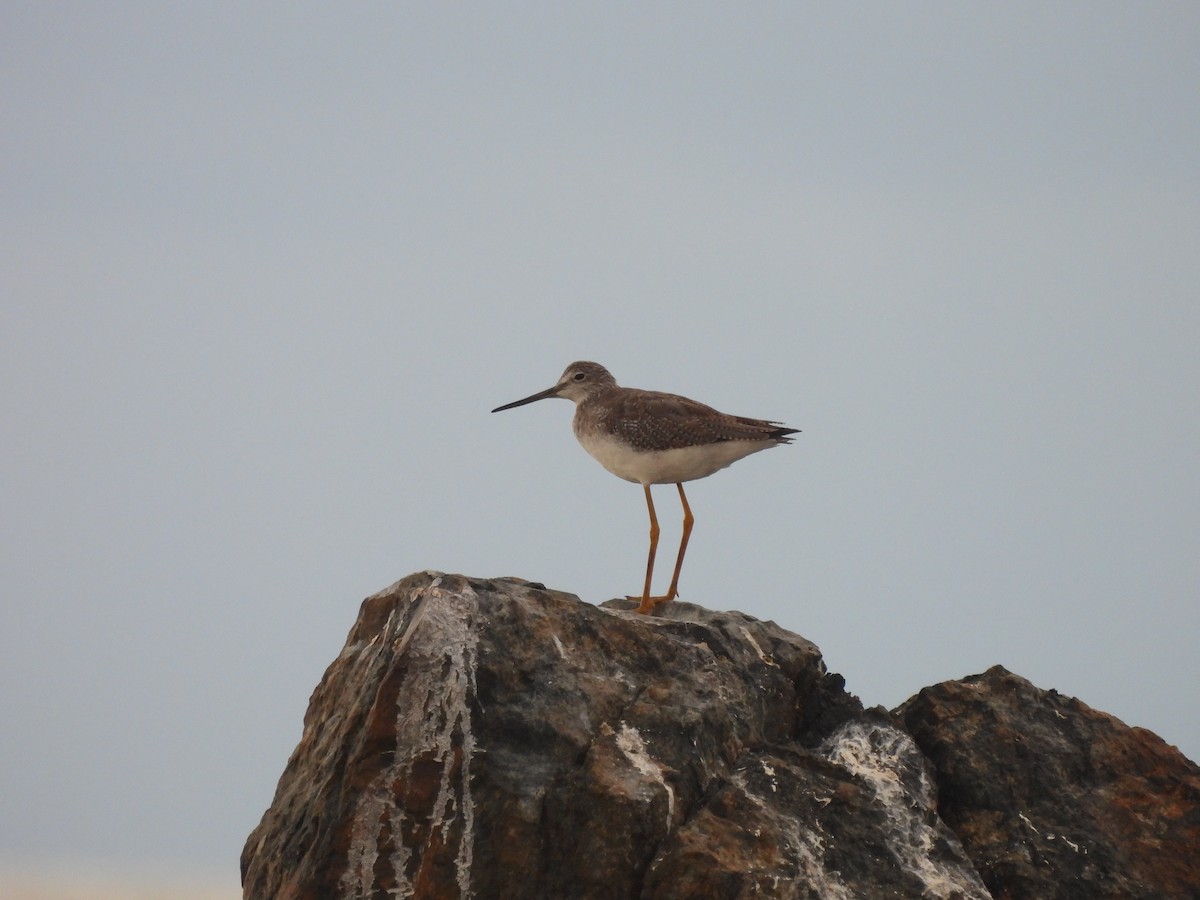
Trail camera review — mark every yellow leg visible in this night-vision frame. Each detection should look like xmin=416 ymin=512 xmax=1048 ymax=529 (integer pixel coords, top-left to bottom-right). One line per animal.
xmin=629 ymin=482 xmax=693 ymax=614
xmin=628 ymin=484 xmax=660 ymax=613
xmin=659 ymin=483 xmax=693 ymax=607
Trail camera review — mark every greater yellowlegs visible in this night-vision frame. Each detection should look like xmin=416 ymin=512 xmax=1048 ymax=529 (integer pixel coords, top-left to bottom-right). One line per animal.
xmin=492 ymin=361 xmax=798 ymax=614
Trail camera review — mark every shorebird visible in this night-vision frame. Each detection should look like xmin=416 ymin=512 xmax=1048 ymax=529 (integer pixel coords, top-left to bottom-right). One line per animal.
xmin=491 ymin=361 xmax=798 ymax=614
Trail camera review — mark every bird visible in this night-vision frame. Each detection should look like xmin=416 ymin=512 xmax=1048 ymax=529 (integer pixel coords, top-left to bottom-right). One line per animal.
xmin=491 ymin=361 xmax=798 ymax=614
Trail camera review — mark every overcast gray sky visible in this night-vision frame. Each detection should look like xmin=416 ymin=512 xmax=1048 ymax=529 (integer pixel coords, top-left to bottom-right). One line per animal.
xmin=3 ymin=4 xmax=1198 ymax=896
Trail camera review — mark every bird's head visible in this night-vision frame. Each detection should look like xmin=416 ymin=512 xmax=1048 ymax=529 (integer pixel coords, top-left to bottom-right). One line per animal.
xmin=492 ymin=361 xmax=616 ymax=411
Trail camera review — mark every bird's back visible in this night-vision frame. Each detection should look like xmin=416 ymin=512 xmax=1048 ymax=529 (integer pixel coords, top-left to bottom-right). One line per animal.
xmin=572 ymin=385 xmax=796 ymax=485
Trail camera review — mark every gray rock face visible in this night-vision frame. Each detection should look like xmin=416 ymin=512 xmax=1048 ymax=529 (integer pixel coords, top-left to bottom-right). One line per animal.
xmin=242 ymin=572 xmax=988 ymax=898
xmin=242 ymin=572 xmax=1198 ymax=899
xmin=897 ymin=665 xmax=1200 ymax=900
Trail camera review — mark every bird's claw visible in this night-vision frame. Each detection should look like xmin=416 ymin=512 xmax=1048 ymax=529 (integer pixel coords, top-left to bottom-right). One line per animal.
xmin=627 ymin=594 xmax=677 ymax=615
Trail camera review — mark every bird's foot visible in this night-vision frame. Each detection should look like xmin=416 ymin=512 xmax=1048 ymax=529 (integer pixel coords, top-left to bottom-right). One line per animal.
xmin=627 ymin=593 xmax=678 ymax=615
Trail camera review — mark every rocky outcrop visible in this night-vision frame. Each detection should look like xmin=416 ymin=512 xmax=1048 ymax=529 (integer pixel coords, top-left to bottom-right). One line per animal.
xmin=242 ymin=572 xmax=1199 ymax=899
xmin=897 ymin=665 xmax=1200 ymax=899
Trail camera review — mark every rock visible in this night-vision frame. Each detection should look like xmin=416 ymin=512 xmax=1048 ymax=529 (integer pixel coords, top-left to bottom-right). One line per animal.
xmin=243 ymin=574 xmax=1200 ymax=899
xmin=241 ymin=572 xmax=990 ymax=899
xmin=896 ymin=665 xmax=1200 ymax=899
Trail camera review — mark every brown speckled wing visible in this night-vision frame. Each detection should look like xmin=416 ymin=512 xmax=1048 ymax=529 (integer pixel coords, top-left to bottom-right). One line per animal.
xmin=592 ymin=389 xmax=795 ymax=451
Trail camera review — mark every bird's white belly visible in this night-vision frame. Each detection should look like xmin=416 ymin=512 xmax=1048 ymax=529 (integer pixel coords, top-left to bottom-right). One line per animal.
xmin=576 ymin=429 xmax=775 ymax=485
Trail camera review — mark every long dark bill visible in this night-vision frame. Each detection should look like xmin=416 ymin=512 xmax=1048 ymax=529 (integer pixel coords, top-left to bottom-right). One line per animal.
xmin=491 ymin=385 xmax=561 ymax=413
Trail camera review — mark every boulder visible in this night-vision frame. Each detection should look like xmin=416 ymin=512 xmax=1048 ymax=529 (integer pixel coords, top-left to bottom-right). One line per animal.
xmin=243 ymin=572 xmax=1199 ymax=899
xmin=897 ymin=665 xmax=1200 ymax=899
xmin=242 ymin=572 xmax=987 ymax=898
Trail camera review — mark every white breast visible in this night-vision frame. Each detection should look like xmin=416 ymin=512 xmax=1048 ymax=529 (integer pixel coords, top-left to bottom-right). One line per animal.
xmin=575 ymin=428 xmax=778 ymax=485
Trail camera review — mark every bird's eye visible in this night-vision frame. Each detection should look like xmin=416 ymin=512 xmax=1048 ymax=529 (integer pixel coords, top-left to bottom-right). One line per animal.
xmin=573 ymin=372 xmax=586 ymax=381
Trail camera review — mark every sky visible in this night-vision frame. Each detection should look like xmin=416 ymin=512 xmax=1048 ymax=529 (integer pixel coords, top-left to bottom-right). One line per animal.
xmin=2 ymin=4 xmax=1198 ymax=896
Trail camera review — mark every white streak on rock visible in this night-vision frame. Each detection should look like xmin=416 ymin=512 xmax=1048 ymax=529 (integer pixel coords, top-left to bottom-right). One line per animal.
xmin=734 ymin=770 xmax=854 ymax=899
xmin=823 ymin=721 xmax=992 ymax=900
xmin=339 ymin=580 xmax=479 ymax=899
xmin=761 ymin=760 xmax=778 ymax=792
xmin=616 ymin=722 xmax=675 ymax=826
xmin=739 ymin=627 xmax=779 ymax=667
xmin=552 ymin=634 xmax=568 ymax=660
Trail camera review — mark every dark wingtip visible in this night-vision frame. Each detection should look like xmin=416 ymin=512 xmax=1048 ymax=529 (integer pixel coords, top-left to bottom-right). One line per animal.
xmin=773 ymin=426 xmax=801 ymax=442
